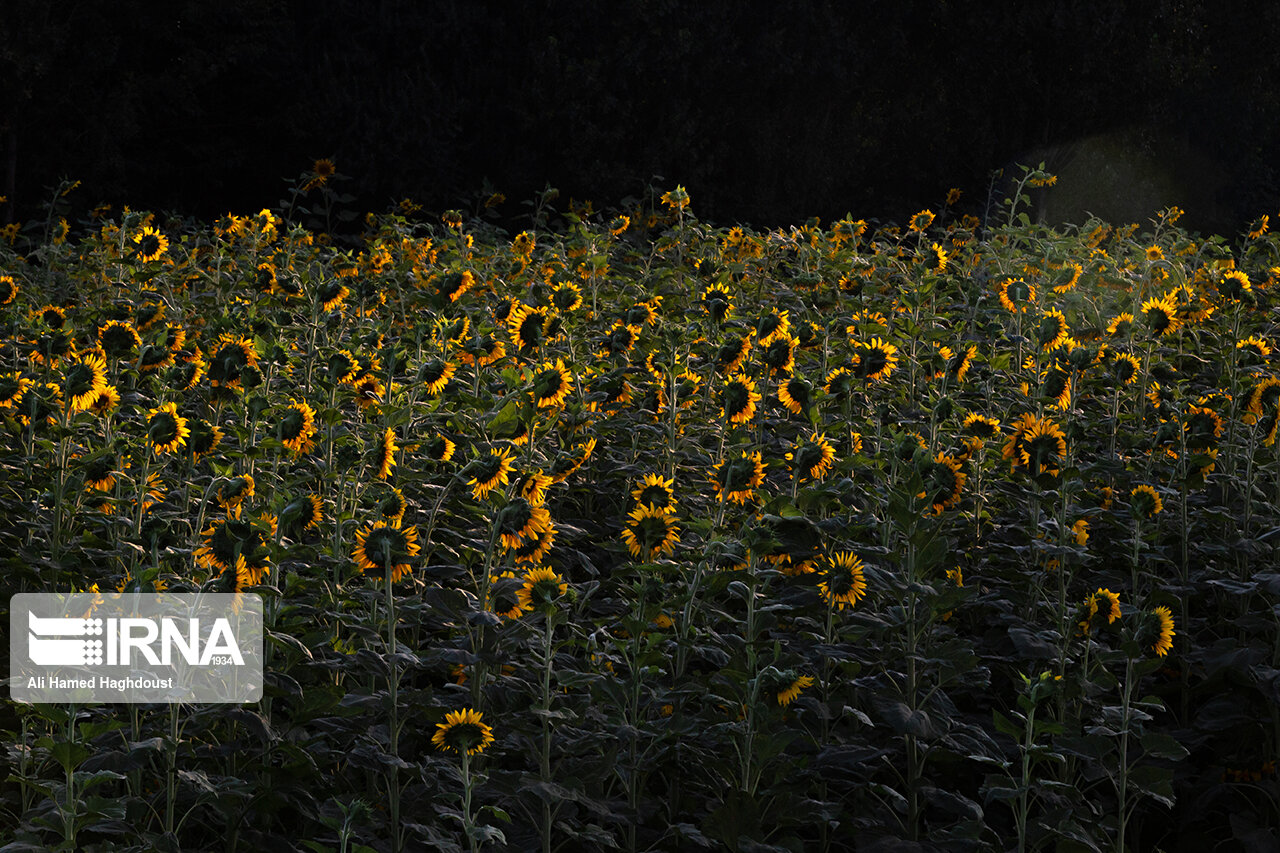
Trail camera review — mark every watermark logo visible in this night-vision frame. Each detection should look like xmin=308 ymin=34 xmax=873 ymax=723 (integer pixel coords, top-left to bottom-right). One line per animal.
xmin=10 ymin=593 xmax=262 ymax=704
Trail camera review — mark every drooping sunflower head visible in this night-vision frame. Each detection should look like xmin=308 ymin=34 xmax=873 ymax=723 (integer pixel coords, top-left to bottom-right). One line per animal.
xmin=908 ymin=209 xmax=935 ymax=233
xmin=1130 ymin=484 xmax=1163 ymax=519
xmin=1141 ymin=295 xmax=1180 ymax=336
xmin=1184 ymin=405 xmax=1223 ymax=451
xmin=760 ymin=334 xmax=799 ymax=376
xmin=280 ymin=493 xmax=324 ymax=536
xmin=1036 ymin=308 xmax=1070 ymax=352
xmin=531 ymin=358 xmax=572 ymax=408
xmin=417 ymin=358 xmax=457 ymax=396
xmin=962 ymin=413 xmax=1000 ymax=442
xmin=516 ymin=566 xmax=568 ymax=612
xmin=278 ymin=399 xmax=317 ymax=455
xmin=508 ymin=303 xmax=551 ymax=352
xmin=351 ymin=373 xmax=386 ymax=411
xmin=1003 ymin=413 xmax=1065 ymax=478
xmin=196 ymin=516 xmax=272 ymax=587
xmin=1078 ymin=588 xmax=1122 ymax=634
xmin=997 ymin=278 xmax=1035 ymax=313
xmin=146 ymin=402 xmax=190 ymax=456
xmin=1236 ymin=335 xmax=1272 ymax=362
xmin=432 ymin=708 xmax=494 ymax=755
xmin=373 ymin=427 xmax=398 ymax=480
xmin=328 ymin=348 xmax=362 ymax=385
xmin=424 ymin=433 xmax=457 ymax=463
xmin=1219 ymin=269 xmax=1253 ymax=301
xmin=924 ymin=242 xmax=949 ymax=273
xmin=631 ymin=473 xmax=677 ymax=513
xmin=701 ymin=283 xmax=733 ymax=323
xmin=0 ymin=275 xmax=17 ymax=305
xmin=777 ymin=375 xmax=812 ymax=416
xmin=787 ymin=432 xmax=836 ymax=482
xmin=776 ymin=674 xmax=815 ymax=707
xmin=756 ymin=309 xmax=790 ymax=345
xmin=353 ymin=518 xmax=420 ymax=583
xmin=713 ymin=333 xmax=752 ymax=375
xmin=920 ymin=451 xmax=966 ymax=514
xmin=63 ymin=353 xmax=108 ymax=414
xmin=823 ymin=366 xmax=855 ymax=401
xmin=1147 ymin=605 xmax=1176 ymax=657
xmin=721 ymin=374 xmax=761 ymax=425
xmin=711 ymin=450 xmax=766 ymax=505
xmin=818 ymin=551 xmax=868 ymax=611
xmin=1107 ymin=312 xmax=1135 ymax=338
xmin=551 ymin=281 xmax=583 ymax=312
xmin=1109 ymin=351 xmax=1141 ymax=385
xmin=853 ymin=337 xmax=899 ymax=382
xmin=208 ymin=335 xmax=259 ymax=388
xmin=495 ymin=498 xmax=553 ymax=552
xmin=621 ymin=504 xmax=681 ymax=561
xmin=216 ymin=475 xmax=256 ymax=517
xmin=466 ymin=448 xmax=515 ymax=501
xmin=187 ymin=418 xmax=224 ymax=462
xmin=98 ymin=320 xmax=142 ymax=361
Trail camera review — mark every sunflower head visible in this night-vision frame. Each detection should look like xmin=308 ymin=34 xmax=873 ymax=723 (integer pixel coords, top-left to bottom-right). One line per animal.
xmin=146 ymin=402 xmax=191 ymax=455
xmin=432 ymin=708 xmax=494 ymax=755
xmin=853 ymin=337 xmax=899 ymax=382
xmin=1146 ymin=605 xmax=1176 ymax=657
xmin=466 ymin=448 xmax=515 ymax=501
xmin=997 ymin=278 xmax=1035 ymax=313
xmin=818 ymin=552 xmax=868 ymax=611
xmin=132 ymin=226 xmax=169 ymax=263
xmin=721 ymin=374 xmax=761 ymax=425
xmin=353 ymin=519 xmax=420 ymax=583
xmin=516 ymin=566 xmax=568 ymax=612
xmin=787 ymin=433 xmax=836 ymax=482
xmin=1079 ymin=588 xmax=1122 ymax=634
xmin=531 ymin=359 xmax=572 ymax=408
xmin=711 ymin=451 xmax=766 ymax=505
xmin=63 ymin=354 xmax=108 ymax=413
xmin=621 ymin=504 xmax=681 ymax=561
xmin=778 ymin=375 xmax=812 ymax=416
xmin=701 ymin=284 xmax=733 ymax=323
xmin=1130 ymin=484 xmax=1163 ymax=519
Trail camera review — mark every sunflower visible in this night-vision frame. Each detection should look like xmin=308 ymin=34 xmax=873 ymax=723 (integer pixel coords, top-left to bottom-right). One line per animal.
xmin=854 ymin=337 xmax=899 ymax=381
xmin=531 ymin=358 xmax=573 ymax=408
xmin=1184 ymin=405 xmax=1223 ymax=451
xmin=145 ymin=402 xmax=190 ymax=455
xmin=1220 ymin=270 xmax=1252 ymax=301
xmin=1244 ymin=376 xmax=1280 ymax=422
xmin=1052 ymin=262 xmax=1083 ymax=294
xmin=195 ymin=516 xmax=272 ymax=586
xmin=962 ymin=413 xmax=1000 ymax=442
xmin=216 ymin=475 xmax=256 ymax=518
xmin=310 ymin=157 xmax=336 ymax=185
xmin=1107 ymin=313 xmax=1135 ymax=338
xmin=1036 ymin=308 xmax=1070 ymax=352
xmin=701 ymin=283 xmax=733 ymax=323
xmin=467 ymin=448 xmax=515 ymax=500
xmin=924 ymin=242 xmax=949 ymax=273
xmin=351 ymin=373 xmax=386 ymax=411
xmin=823 ymin=366 xmax=855 ymax=401
xmin=713 ymin=333 xmax=752 ymax=375
xmin=188 ymin=418 xmax=224 ymax=463
xmin=631 ymin=473 xmax=677 ymax=512
xmin=1109 ymin=351 xmax=1141 ymax=384
xmin=316 ymin=279 xmax=350 ymax=313
xmin=943 ymin=345 xmax=976 ymax=383
xmin=777 ymin=375 xmax=812 ymax=415
xmin=818 ymin=552 xmax=868 ymax=611
xmin=87 ymin=385 xmax=121 ymax=417
xmin=1149 ymin=606 xmax=1175 ymax=657
xmin=787 ymin=432 xmax=836 ymax=482
xmin=625 ymin=299 xmax=659 ymax=328
xmin=353 ymin=518 xmax=420 ymax=583
xmin=711 ymin=450 xmax=766 ymax=505
xmin=517 ymin=565 xmax=569 ymax=613
xmin=82 ymin=451 xmax=122 ymax=493
xmin=608 ymin=215 xmax=630 ymax=236
xmin=1079 ymin=588 xmax=1121 ymax=634
xmin=1002 ymin=413 xmax=1066 ymax=477
xmin=496 ymin=498 xmax=553 ymax=552
xmin=487 ymin=571 xmax=529 ymax=620
xmin=424 ymin=433 xmax=457 ymax=463
xmin=508 ymin=303 xmax=551 ymax=352
xmin=777 ymin=674 xmax=815 ymax=707
xmin=374 ymin=486 xmax=408 ymax=526
xmin=551 ymin=281 xmax=583 ymax=312
xmin=374 ymin=428 xmax=398 ymax=480
xmin=920 ymin=451 xmax=966 ymax=514
xmin=0 ymin=275 xmax=17 ymax=305
xmin=908 ymin=209 xmax=935 ymax=233
xmin=208 ymin=335 xmax=259 ymax=389
xmin=621 ymin=504 xmax=681 ymax=561
xmin=33 ymin=304 xmax=68 ymax=330
xmin=721 ymin=374 xmax=761 ymax=425
xmin=1141 ymin=295 xmax=1180 ymax=336
xmin=1072 ymin=519 xmax=1090 ymax=546
xmin=660 ymin=185 xmax=690 ymax=210
xmin=281 ymin=494 xmax=323 ymax=535
xmin=756 ymin=309 xmax=790 ymax=346
xmin=433 ymin=708 xmax=494 ymax=756
xmin=1237 ymin=336 xmax=1272 ymax=361
xmin=512 ymin=524 xmax=557 ymax=565
xmin=132 ymin=226 xmax=169 ymax=263
xmin=278 ymin=399 xmax=317 ymax=455
xmin=63 ymin=353 xmax=108 ymax=414
xmin=98 ymin=320 xmax=142 ymax=361
xmin=759 ymin=334 xmax=799 ymax=376
xmin=1130 ymin=484 xmax=1163 ymax=518
xmin=997 ymin=278 xmax=1035 ymax=313
xmin=416 ymin=358 xmax=456 ymax=396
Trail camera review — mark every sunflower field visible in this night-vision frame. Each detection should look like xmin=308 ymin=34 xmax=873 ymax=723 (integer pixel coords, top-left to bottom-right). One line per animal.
xmin=2 ymin=165 xmax=1280 ymax=852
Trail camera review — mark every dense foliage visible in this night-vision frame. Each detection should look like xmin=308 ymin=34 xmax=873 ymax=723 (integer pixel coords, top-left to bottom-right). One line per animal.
xmin=2 ymin=167 xmax=1279 ymax=851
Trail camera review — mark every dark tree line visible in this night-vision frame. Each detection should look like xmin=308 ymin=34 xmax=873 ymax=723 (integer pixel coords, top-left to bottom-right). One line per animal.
xmin=3 ymin=0 xmax=1278 ymax=232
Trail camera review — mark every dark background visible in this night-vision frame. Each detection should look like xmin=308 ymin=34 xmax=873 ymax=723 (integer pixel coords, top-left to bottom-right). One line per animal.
xmin=4 ymin=0 xmax=1280 ymax=234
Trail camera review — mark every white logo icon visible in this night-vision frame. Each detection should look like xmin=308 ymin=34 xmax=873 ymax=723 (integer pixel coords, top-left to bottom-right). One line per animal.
xmin=27 ymin=614 xmax=104 ymax=666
